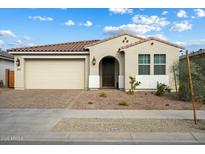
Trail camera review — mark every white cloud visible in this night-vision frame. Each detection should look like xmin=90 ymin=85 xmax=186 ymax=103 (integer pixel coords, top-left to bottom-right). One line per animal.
xmin=194 ymin=9 xmax=205 ymax=17
xmin=15 ymin=40 xmax=23 ymax=45
xmin=170 ymin=21 xmax=192 ymax=32
xmin=162 ymin=11 xmax=168 ymax=16
xmin=23 ymin=36 xmax=31 ymax=40
xmin=109 ymin=8 xmax=133 ymax=14
xmin=26 ymin=43 xmax=35 ymax=47
xmin=176 ymin=39 xmax=205 ymax=49
xmin=28 ymin=16 xmax=53 ymax=21
xmin=103 ymin=14 xmax=170 ymax=35
xmin=60 ymin=8 xmax=67 ymax=10
xmin=175 ymin=41 xmax=185 ymax=46
xmin=64 ymin=20 xmax=75 ymax=26
xmin=186 ymin=39 xmax=205 ymax=46
xmin=132 ymin=15 xmax=170 ymax=28
xmin=0 ymin=30 xmax=16 ymax=38
xmin=0 ymin=40 xmax=5 ymax=46
xmin=177 ymin=10 xmax=188 ymax=18
xmin=81 ymin=21 xmax=93 ymax=27
xmin=147 ymin=34 xmax=167 ymax=40
xmin=103 ymin=24 xmax=158 ymax=35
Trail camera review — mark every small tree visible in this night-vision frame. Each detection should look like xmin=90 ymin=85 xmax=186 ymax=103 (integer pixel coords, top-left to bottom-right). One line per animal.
xmin=128 ymin=76 xmax=141 ymax=95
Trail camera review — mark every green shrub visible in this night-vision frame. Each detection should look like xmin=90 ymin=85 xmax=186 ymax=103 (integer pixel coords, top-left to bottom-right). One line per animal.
xmin=155 ymin=82 xmax=171 ymax=96
xmin=118 ymin=101 xmax=129 ymax=106
xmin=128 ymin=76 xmax=141 ymax=95
xmin=178 ymin=60 xmax=205 ymax=102
xmin=99 ymin=92 xmax=107 ymax=98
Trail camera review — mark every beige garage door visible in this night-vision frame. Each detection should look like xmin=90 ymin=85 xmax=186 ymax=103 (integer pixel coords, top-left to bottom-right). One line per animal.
xmin=25 ymin=59 xmax=85 ymax=89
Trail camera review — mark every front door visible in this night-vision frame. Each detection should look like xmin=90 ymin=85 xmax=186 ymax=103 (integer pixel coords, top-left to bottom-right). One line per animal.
xmin=102 ymin=58 xmax=115 ymax=87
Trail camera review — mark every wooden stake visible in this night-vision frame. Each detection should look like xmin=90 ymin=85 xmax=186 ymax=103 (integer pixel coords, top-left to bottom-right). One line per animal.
xmin=173 ymin=65 xmax=178 ymax=95
xmin=186 ymin=50 xmax=197 ymax=124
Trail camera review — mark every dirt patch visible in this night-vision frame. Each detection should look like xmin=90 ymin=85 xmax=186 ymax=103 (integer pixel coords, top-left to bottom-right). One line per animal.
xmin=51 ymin=118 xmax=205 ymax=133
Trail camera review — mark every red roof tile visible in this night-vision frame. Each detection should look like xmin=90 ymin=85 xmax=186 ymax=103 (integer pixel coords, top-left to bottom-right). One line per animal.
xmin=8 ymin=40 xmax=99 ymax=52
xmin=120 ymin=37 xmax=185 ymax=50
xmin=7 ymin=33 xmax=185 ymax=54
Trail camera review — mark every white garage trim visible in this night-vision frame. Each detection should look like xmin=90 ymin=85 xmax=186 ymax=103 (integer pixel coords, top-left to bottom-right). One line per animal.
xmin=15 ymin=55 xmax=89 ymax=90
xmin=25 ymin=59 xmax=85 ymax=89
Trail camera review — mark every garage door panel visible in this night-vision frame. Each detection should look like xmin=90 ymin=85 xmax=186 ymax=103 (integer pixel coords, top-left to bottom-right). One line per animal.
xmin=25 ymin=59 xmax=85 ymax=89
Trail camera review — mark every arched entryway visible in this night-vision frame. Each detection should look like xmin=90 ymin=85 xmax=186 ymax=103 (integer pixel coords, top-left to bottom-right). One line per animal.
xmin=99 ymin=56 xmax=119 ymax=88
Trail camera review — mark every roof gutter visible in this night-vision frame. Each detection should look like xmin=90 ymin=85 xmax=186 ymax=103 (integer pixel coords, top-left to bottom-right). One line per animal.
xmin=0 ymin=56 xmax=14 ymax=62
xmin=8 ymin=51 xmax=89 ymax=55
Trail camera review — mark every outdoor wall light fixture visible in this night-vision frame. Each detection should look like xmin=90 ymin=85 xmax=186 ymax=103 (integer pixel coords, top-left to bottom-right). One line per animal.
xmin=16 ymin=58 xmax=20 ymax=67
xmin=92 ymin=56 xmax=96 ymax=66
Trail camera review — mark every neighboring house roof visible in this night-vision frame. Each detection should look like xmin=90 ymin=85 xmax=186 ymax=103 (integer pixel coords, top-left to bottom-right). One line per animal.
xmin=0 ymin=51 xmax=14 ymax=61
xmin=120 ymin=37 xmax=185 ymax=50
xmin=8 ymin=40 xmax=99 ymax=53
xmin=85 ymin=33 xmax=145 ymax=47
xmin=180 ymin=49 xmax=205 ymax=60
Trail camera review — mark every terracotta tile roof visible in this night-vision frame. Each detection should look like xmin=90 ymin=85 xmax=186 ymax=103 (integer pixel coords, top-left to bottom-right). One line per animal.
xmin=8 ymin=40 xmax=99 ymax=52
xmin=85 ymin=33 xmax=144 ymax=47
xmin=7 ymin=33 xmax=185 ymax=54
xmin=120 ymin=37 xmax=185 ymax=50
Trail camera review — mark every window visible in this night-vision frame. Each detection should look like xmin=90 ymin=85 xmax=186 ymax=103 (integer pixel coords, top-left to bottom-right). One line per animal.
xmin=154 ymin=54 xmax=166 ymax=75
xmin=138 ymin=54 xmax=150 ymax=75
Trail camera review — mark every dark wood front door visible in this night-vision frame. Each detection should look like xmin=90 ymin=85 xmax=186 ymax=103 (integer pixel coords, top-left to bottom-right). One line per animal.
xmin=102 ymin=58 xmax=115 ymax=87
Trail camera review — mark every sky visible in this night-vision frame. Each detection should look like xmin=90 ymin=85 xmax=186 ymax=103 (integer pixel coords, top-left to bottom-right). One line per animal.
xmin=0 ymin=8 xmax=205 ymax=52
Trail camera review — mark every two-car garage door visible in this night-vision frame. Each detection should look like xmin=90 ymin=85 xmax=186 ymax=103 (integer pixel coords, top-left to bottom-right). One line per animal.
xmin=25 ymin=59 xmax=85 ymax=89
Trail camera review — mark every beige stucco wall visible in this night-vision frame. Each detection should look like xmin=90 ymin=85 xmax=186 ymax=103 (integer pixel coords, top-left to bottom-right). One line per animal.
xmin=88 ymin=34 xmax=140 ymax=88
xmin=14 ymin=55 xmax=89 ymax=90
xmin=88 ymin=34 xmax=141 ymax=76
xmin=12 ymin=34 xmax=180 ymax=91
xmin=123 ymin=40 xmax=180 ymax=90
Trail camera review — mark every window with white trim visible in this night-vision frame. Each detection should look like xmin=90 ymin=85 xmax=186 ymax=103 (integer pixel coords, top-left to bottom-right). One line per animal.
xmin=138 ymin=54 xmax=150 ymax=75
xmin=154 ymin=54 xmax=166 ymax=75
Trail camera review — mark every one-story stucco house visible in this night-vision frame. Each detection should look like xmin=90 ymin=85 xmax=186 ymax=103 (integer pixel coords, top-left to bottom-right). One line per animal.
xmin=0 ymin=51 xmax=14 ymax=87
xmin=8 ymin=33 xmax=184 ymax=91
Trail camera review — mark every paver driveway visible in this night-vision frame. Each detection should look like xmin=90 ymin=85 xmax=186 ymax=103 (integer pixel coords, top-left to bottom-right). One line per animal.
xmin=0 ymin=89 xmax=82 ymax=108
xmin=0 ymin=88 xmax=204 ymax=110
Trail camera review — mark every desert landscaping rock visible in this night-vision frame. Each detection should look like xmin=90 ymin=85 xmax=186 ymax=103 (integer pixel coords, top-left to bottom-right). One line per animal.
xmin=71 ymin=90 xmax=204 ymax=110
xmin=51 ymin=118 xmax=205 ymax=133
xmin=0 ymin=89 xmax=204 ymax=110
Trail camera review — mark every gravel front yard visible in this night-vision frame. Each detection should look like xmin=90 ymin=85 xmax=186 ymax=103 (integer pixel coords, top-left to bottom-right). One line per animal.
xmin=0 ymin=88 xmax=204 ymax=109
xmin=51 ymin=118 xmax=205 ymax=133
xmin=72 ymin=90 xmax=205 ymax=110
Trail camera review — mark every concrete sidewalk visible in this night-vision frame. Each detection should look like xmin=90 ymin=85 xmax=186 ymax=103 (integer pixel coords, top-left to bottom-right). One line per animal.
xmin=0 ymin=109 xmax=204 ymax=144
xmin=0 ymin=109 xmax=205 ymax=119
